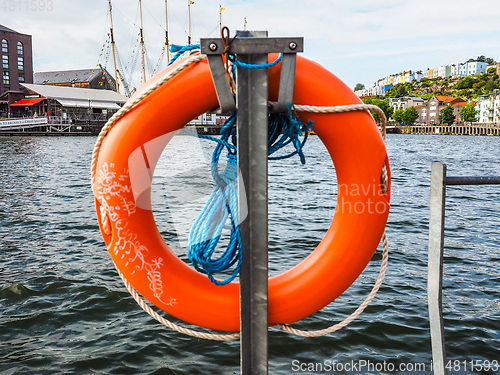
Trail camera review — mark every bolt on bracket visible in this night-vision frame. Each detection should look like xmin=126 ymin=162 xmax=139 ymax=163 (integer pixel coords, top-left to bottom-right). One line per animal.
xmin=200 ymin=34 xmax=303 ymax=114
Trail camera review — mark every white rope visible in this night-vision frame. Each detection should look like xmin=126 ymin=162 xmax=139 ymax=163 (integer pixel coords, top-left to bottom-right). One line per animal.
xmin=91 ymin=53 xmax=390 ymax=339
xmin=294 ymin=103 xmax=387 ymax=140
xmin=118 ymin=269 xmax=240 ymax=341
xmin=91 ymin=52 xmax=243 ymax=340
xmin=279 ymin=232 xmax=388 ymax=337
xmin=278 ymin=103 xmax=389 ymax=337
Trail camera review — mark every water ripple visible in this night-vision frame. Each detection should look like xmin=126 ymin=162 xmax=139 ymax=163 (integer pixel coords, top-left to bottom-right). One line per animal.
xmin=0 ymin=134 xmax=499 ymax=374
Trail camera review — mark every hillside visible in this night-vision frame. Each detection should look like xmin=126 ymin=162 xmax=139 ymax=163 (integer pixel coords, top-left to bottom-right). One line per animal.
xmin=383 ymin=66 xmax=500 ymax=100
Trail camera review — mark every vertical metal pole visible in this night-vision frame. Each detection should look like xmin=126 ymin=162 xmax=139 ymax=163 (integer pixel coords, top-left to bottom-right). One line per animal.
xmin=236 ymin=30 xmax=269 ymax=375
xmin=428 ymin=163 xmax=448 ymax=375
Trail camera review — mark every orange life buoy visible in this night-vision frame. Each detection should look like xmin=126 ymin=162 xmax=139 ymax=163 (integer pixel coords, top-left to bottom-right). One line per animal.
xmin=93 ymin=53 xmax=391 ymax=332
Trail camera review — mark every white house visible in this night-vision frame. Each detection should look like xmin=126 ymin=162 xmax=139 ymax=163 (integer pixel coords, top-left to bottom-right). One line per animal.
xmin=389 ymin=96 xmax=426 ymax=112
xmin=467 ymin=61 xmax=488 ymax=76
xmin=459 ymin=62 xmax=468 ymax=76
xmin=475 ymin=92 xmax=500 ymax=123
xmin=437 ymin=66 xmax=446 ymax=78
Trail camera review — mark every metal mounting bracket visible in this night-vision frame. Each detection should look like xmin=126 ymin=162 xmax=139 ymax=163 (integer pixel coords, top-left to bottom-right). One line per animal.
xmin=200 ymin=34 xmax=303 ymax=114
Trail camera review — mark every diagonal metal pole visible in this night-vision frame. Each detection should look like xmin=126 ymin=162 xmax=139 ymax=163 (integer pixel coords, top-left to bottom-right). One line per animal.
xmin=236 ymin=30 xmax=269 ymax=375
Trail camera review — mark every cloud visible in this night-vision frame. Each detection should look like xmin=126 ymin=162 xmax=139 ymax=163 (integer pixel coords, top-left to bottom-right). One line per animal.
xmin=1 ymin=0 xmax=499 ymax=90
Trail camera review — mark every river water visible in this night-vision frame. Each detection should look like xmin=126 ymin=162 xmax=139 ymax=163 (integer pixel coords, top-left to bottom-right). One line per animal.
xmin=0 ymin=134 xmax=498 ymax=374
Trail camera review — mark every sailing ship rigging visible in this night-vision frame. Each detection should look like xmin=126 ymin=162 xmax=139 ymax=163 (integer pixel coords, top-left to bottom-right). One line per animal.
xmin=97 ymin=0 xmax=226 ymax=97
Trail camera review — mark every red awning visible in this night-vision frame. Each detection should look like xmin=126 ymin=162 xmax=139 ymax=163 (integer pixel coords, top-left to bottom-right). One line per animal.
xmin=10 ymin=98 xmax=46 ymax=107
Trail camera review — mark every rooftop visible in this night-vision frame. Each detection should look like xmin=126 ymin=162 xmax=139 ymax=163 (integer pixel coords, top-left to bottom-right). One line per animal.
xmin=34 ymin=68 xmax=109 ymax=85
xmin=21 ymin=83 xmax=127 ymax=106
xmin=0 ymin=25 xmax=17 ymax=33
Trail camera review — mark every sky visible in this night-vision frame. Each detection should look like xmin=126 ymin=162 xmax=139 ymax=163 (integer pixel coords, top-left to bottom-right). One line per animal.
xmin=2 ymin=0 xmax=500 ymax=92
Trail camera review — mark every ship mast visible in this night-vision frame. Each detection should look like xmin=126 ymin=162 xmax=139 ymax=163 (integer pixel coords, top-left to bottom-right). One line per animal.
xmin=219 ymin=5 xmax=225 ymax=36
xmin=108 ymin=0 xmax=120 ymax=93
xmin=165 ymin=0 xmax=170 ymax=64
xmin=139 ymin=0 xmax=147 ymax=83
xmin=187 ymin=0 xmax=192 ymax=44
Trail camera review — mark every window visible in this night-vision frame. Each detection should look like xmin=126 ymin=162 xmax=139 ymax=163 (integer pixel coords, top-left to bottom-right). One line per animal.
xmin=18 ymin=56 xmax=23 ymax=71
xmin=18 ymin=72 xmax=25 ymax=82
xmin=1 ymin=39 xmax=7 ymax=53
xmin=3 ymin=71 xmax=10 ymax=85
xmin=17 ymin=41 xmax=23 ymax=55
xmin=2 ymin=55 xmax=8 ymax=69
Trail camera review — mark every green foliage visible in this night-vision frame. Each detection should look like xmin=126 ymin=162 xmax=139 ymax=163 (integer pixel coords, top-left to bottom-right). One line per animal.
xmin=455 ymin=76 xmax=478 ymax=89
xmin=362 ymin=98 xmax=393 ymax=123
xmin=438 ymin=105 xmax=455 ymax=124
xmin=459 ymin=102 xmax=477 ymax=123
xmin=392 ymin=108 xmax=404 ymax=123
xmin=484 ymin=79 xmax=500 ymax=92
xmin=403 ymin=107 xmax=419 ymax=125
xmin=354 ymin=83 xmax=365 ymax=91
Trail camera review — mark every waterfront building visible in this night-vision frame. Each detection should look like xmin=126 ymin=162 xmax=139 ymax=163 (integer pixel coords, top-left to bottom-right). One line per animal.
xmin=451 ymin=101 xmax=467 ymax=125
xmin=415 ymin=95 xmax=467 ymax=125
xmin=389 ymin=97 xmax=426 ymax=112
xmin=475 ymin=92 xmax=500 ymax=123
xmin=415 ymin=104 xmax=426 ymax=123
xmin=10 ymin=83 xmax=126 ymax=123
xmin=0 ymin=25 xmax=33 ymax=117
xmin=34 ymin=68 xmax=117 ymax=91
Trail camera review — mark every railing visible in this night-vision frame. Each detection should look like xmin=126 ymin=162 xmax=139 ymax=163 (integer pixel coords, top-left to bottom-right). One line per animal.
xmin=0 ymin=117 xmax=49 ymax=130
xmin=428 ymin=163 xmax=500 ymax=375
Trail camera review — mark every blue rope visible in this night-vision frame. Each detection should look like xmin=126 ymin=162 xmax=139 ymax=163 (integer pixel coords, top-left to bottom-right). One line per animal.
xmin=168 ymin=44 xmax=201 ymax=65
xmin=188 ymin=113 xmax=240 ymax=285
xmin=188 ymin=108 xmax=313 ymax=285
xmin=229 ymin=53 xmax=283 ymax=69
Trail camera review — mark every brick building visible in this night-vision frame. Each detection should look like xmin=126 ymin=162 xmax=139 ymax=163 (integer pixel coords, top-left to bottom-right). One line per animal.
xmin=416 ymin=96 xmax=467 ymax=125
xmin=0 ymin=25 xmax=33 ymax=117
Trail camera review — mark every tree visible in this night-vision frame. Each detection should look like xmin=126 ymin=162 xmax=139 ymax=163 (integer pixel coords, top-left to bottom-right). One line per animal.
xmin=354 ymin=83 xmax=365 ymax=91
xmin=392 ymin=109 xmax=405 ymax=123
xmin=438 ymin=105 xmax=455 ymax=124
xmin=362 ymin=98 xmax=393 ymax=123
xmin=402 ymin=106 xmax=419 ymax=125
xmin=484 ymin=79 xmax=500 ymax=93
xmin=455 ymin=76 xmax=477 ymax=89
xmin=459 ymin=102 xmax=477 ymax=123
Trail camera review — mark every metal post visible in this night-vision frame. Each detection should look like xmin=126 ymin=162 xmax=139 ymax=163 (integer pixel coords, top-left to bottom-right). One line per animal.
xmin=428 ymin=163 xmax=448 ymax=375
xmin=236 ymin=30 xmax=269 ymax=375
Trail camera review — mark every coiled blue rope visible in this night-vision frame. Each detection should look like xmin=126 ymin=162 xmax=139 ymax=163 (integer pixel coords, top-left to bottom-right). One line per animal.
xmin=188 ymin=113 xmax=241 ymax=285
xmin=229 ymin=53 xmax=283 ymax=69
xmin=168 ymin=44 xmax=201 ymax=65
xmin=188 ymin=107 xmax=313 ymax=285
